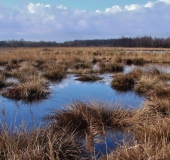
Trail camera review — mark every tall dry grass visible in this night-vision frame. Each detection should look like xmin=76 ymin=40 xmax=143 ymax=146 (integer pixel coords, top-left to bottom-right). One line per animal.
xmin=0 ymin=122 xmax=83 ymax=160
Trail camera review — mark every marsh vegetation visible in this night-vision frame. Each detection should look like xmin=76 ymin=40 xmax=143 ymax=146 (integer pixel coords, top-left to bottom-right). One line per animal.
xmin=0 ymin=47 xmax=170 ymax=159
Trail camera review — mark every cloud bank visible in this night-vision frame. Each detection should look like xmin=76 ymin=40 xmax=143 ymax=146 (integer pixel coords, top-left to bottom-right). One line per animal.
xmin=0 ymin=0 xmax=170 ymax=42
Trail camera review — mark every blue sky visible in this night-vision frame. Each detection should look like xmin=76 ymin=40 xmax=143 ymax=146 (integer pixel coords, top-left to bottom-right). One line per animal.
xmin=0 ymin=0 xmax=170 ymax=42
xmin=3 ymin=0 xmax=149 ymax=10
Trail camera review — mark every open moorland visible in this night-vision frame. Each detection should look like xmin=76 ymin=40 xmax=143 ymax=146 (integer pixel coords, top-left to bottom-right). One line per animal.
xmin=0 ymin=47 xmax=170 ymax=159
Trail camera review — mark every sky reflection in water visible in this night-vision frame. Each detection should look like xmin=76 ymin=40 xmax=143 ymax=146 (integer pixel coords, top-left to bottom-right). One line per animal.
xmin=0 ymin=74 xmax=144 ymax=127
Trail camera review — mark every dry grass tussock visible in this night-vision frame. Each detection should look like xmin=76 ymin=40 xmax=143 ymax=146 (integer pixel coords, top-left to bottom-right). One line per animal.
xmin=127 ymin=67 xmax=143 ymax=80
xmin=110 ymin=66 xmax=169 ymax=93
xmin=112 ymin=67 xmax=170 ymax=97
xmin=44 ymin=101 xmax=134 ymax=158
xmin=12 ymin=66 xmax=41 ymax=83
xmin=2 ymin=78 xmax=49 ymax=102
xmin=134 ymin=75 xmax=159 ymax=94
xmin=44 ymin=101 xmax=134 ymax=135
xmin=111 ymin=73 xmax=135 ymax=91
xmin=0 ymin=121 xmax=83 ymax=160
xmin=44 ymin=67 xmax=66 ymax=82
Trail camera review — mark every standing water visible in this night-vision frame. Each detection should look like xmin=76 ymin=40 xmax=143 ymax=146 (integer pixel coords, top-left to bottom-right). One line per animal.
xmin=0 ymin=74 xmax=144 ymax=127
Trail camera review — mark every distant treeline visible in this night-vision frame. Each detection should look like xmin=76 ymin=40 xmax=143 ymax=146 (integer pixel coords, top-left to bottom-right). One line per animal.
xmin=1 ymin=36 xmax=170 ymax=48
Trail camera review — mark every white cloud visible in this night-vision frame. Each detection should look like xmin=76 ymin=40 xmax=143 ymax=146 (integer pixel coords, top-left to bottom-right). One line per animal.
xmin=95 ymin=5 xmax=121 ymax=14
xmin=144 ymin=2 xmax=154 ymax=8
xmin=95 ymin=10 xmax=101 ymax=13
xmin=105 ymin=5 xmax=122 ymax=13
xmin=0 ymin=1 xmax=170 ymax=41
xmin=45 ymin=5 xmax=51 ymax=8
xmin=159 ymin=0 xmax=170 ymax=4
xmin=57 ymin=5 xmax=67 ymax=10
xmin=27 ymin=2 xmax=51 ymax=15
xmin=124 ymin=4 xmax=141 ymax=11
xmin=27 ymin=3 xmax=35 ymax=13
xmin=27 ymin=3 xmax=55 ymax=23
xmin=28 ymin=3 xmax=43 ymax=14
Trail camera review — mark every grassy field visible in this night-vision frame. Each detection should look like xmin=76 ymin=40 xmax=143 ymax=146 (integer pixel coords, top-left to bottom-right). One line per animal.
xmin=0 ymin=47 xmax=170 ymax=159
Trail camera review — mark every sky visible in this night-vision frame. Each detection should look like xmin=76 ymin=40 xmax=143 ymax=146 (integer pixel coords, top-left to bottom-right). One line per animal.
xmin=0 ymin=0 xmax=170 ymax=42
